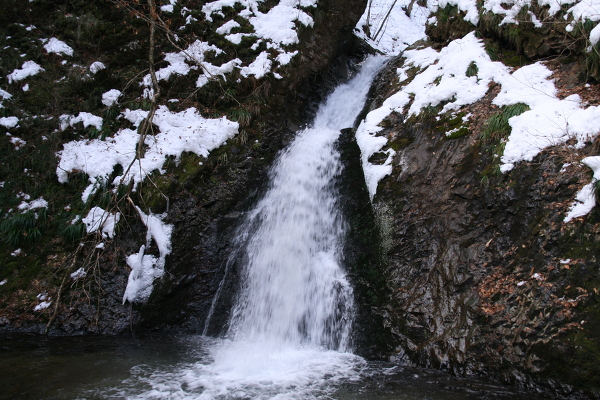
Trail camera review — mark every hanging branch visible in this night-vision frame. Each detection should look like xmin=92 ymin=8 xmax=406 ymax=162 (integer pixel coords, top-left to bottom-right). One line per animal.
xmin=365 ymin=0 xmax=373 ymax=38
xmin=404 ymin=0 xmax=417 ymax=18
xmin=373 ymin=0 xmax=398 ymax=42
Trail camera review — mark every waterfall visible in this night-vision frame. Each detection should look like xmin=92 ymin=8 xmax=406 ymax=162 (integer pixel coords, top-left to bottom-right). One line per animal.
xmin=224 ymin=55 xmax=386 ymax=353
xmin=121 ymin=55 xmax=387 ymax=400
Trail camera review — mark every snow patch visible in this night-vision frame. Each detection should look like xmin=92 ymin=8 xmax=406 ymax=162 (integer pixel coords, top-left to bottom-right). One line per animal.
xmin=356 ymin=0 xmax=428 ymax=55
xmin=82 ymin=206 xmax=120 ymax=238
xmin=17 ymin=197 xmax=48 ymax=212
xmin=70 ymin=268 xmax=87 ymax=280
xmin=10 ymin=136 xmax=26 ymax=150
xmin=356 ymin=31 xmax=600 ymax=198
xmin=60 ymin=112 xmax=103 ymax=131
xmin=43 ymin=37 xmax=74 ymax=56
xmin=216 ymin=19 xmax=241 ymax=35
xmin=102 ymin=89 xmax=122 ymax=106
xmin=564 ymin=156 xmax=600 ymax=222
xmin=0 ymin=116 xmax=19 ymax=129
xmin=240 ymin=51 xmax=272 ymax=79
xmin=7 ymin=61 xmax=44 ymax=83
xmin=34 ymin=301 xmax=51 ymax=311
xmin=122 ymin=208 xmax=173 ymax=304
xmin=56 ymin=106 xmax=238 ymax=202
xmin=203 ymin=0 xmax=317 ymax=70
xmin=90 ymin=61 xmax=106 ymax=74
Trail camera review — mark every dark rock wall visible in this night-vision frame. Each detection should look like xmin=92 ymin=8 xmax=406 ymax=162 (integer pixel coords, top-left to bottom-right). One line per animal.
xmin=366 ymin=54 xmax=600 ymax=397
xmin=0 ymin=0 xmax=368 ymax=337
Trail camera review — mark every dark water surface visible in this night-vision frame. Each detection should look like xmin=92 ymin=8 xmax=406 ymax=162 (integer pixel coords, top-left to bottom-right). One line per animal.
xmin=1 ymin=334 xmax=554 ymax=400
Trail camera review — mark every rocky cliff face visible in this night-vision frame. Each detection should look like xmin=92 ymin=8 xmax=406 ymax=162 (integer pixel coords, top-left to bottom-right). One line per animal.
xmin=0 ymin=0 xmax=368 ymax=336
xmin=361 ymin=10 xmax=600 ymax=397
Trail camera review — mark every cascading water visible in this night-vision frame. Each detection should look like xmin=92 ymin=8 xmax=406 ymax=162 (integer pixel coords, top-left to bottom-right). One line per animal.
xmin=225 ymin=55 xmax=386 ymax=353
xmin=114 ymin=55 xmax=386 ymax=400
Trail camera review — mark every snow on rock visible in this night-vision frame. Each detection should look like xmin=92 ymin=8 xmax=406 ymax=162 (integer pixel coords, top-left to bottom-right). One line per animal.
xmin=590 ymin=23 xmax=600 ymax=45
xmin=356 ymin=0 xmax=428 ymax=55
xmin=90 ymin=61 xmax=106 ymax=74
xmin=564 ymin=156 xmax=600 ymax=222
xmin=122 ymin=245 xmax=162 ymax=304
xmin=0 ymin=116 xmax=19 ymax=128
xmin=356 ymin=31 xmax=600 ymax=198
xmin=34 ymin=293 xmax=51 ymax=311
xmin=56 ymin=106 xmax=238 ymax=201
xmin=59 ymin=112 xmax=103 ymax=131
xmin=123 ymin=208 xmax=173 ymax=304
xmin=82 ymin=206 xmax=120 ymax=238
xmin=0 ymin=89 xmax=12 ymax=108
xmin=34 ymin=301 xmax=52 ymax=311
xmin=135 ymin=207 xmax=172 ymax=261
xmin=17 ymin=197 xmax=48 ymax=212
xmin=140 ymin=39 xmax=241 ymax=89
xmin=43 ymin=37 xmax=74 ymax=56
xmin=429 ymin=0 xmax=600 ymax=45
xmin=248 ymin=0 xmax=315 ymax=46
xmin=196 ymin=58 xmax=242 ymax=87
xmin=202 ymin=0 xmax=317 ymax=71
xmin=428 ymin=0 xmax=479 ymax=24
xmin=7 ymin=61 xmax=44 ymax=83
xmin=356 ymin=124 xmax=396 ymax=200
xmin=564 ymin=182 xmax=596 ymax=222
xmin=497 ymin=67 xmax=600 ymax=172
xmin=9 ymin=136 xmax=26 ymax=150
xmin=240 ymin=51 xmax=272 ymax=79
xmin=70 ymin=267 xmax=87 ymax=280
xmin=101 ymin=89 xmax=122 ymax=106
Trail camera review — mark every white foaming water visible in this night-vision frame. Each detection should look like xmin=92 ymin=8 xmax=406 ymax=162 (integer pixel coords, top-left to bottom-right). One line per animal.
xmin=121 ymin=55 xmax=386 ymax=400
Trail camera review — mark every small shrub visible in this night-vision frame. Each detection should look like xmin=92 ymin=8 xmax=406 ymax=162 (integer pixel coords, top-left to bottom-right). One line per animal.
xmin=0 ymin=210 xmax=45 ymax=247
xmin=228 ymin=108 xmax=252 ymax=127
xmin=481 ymin=103 xmax=529 ymax=143
xmin=59 ymin=221 xmax=86 ymax=243
xmin=466 ymin=61 xmax=478 ymax=77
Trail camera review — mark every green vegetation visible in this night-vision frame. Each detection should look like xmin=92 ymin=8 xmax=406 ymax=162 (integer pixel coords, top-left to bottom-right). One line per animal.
xmin=0 ymin=210 xmax=45 ymax=247
xmin=481 ymin=103 xmax=529 ymax=144
xmin=477 ymin=103 xmax=529 ymax=186
xmin=465 ymin=61 xmax=478 ymax=77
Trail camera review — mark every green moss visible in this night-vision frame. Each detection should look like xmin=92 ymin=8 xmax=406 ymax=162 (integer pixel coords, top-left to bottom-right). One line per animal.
xmin=446 ymin=126 xmax=470 ymax=139
xmin=388 ymin=137 xmax=414 ymax=151
xmin=0 ymin=258 xmax=44 ymax=293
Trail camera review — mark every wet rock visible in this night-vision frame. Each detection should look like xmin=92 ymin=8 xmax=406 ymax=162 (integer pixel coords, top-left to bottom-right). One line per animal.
xmin=364 ymin=55 xmax=600 ymax=396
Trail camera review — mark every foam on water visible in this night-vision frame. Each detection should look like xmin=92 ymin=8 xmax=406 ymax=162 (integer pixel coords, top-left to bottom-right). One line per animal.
xmin=118 ymin=55 xmax=386 ymax=400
